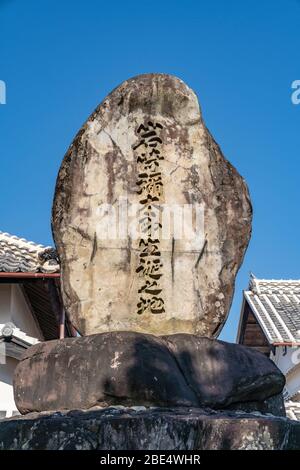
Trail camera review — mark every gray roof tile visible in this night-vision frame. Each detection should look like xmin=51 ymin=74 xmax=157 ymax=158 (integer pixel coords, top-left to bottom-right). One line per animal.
xmin=245 ymin=276 xmax=300 ymax=345
xmin=0 ymin=231 xmax=60 ymax=274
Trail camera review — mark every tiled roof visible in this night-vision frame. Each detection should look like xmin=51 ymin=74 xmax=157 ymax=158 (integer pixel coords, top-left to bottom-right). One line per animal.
xmin=244 ymin=275 xmax=300 ymax=345
xmin=0 ymin=231 xmax=59 ymax=274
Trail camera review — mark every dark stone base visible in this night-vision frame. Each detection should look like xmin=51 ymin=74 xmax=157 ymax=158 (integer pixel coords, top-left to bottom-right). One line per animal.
xmin=14 ymin=332 xmax=285 ymax=414
xmin=0 ymin=407 xmax=299 ymax=450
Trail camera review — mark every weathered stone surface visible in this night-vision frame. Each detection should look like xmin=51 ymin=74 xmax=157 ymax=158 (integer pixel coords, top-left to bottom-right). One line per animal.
xmin=52 ymin=73 xmax=252 ymax=337
xmin=14 ymin=332 xmax=198 ymax=413
xmin=1 ymin=408 xmax=299 ymax=450
xmin=163 ymin=334 xmax=285 ymax=407
xmin=226 ymin=393 xmax=286 ymax=417
xmin=14 ymin=332 xmax=284 ymax=414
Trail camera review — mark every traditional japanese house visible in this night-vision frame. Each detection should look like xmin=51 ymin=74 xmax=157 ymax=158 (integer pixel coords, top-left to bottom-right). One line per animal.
xmin=0 ymin=231 xmax=73 ymax=418
xmin=237 ymin=275 xmax=300 ymax=420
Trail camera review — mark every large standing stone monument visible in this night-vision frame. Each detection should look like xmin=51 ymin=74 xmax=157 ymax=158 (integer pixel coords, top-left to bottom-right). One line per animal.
xmin=52 ymin=74 xmax=252 ymax=338
xmin=1 ymin=74 xmax=299 ymax=450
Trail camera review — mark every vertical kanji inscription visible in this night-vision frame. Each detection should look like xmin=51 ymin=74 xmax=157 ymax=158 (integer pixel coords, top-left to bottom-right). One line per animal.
xmin=133 ymin=122 xmax=165 ymax=315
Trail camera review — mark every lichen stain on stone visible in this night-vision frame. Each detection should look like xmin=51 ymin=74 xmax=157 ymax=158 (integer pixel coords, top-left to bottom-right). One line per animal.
xmin=111 ymin=351 xmax=121 ymax=369
xmin=240 ymin=426 xmax=274 ymax=450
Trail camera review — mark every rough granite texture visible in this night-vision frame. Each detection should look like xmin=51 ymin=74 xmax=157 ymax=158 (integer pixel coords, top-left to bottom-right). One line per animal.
xmin=52 ymin=73 xmax=252 ymax=337
xmin=14 ymin=332 xmax=285 ymax=414
xmin=0 ymin=408 xmax=299 ymax=450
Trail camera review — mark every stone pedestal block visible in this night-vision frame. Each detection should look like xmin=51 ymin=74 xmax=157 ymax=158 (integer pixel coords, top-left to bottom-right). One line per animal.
xmin=0 ymin=408 xmax=299 ymax=450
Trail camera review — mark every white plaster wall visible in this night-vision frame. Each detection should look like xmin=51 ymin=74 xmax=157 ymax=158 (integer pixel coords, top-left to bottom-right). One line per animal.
xmin=0 ymin=357 xmax=19 ymax=417
xmin=10 ymin=284 xmax=43 ymax=340
xmin=271 ymin=346 xmax=300 ymax=374
xmin=286 ymin=365 xmax=300 ymax=399
xmin=0 ymin=283 xmax=42 ymax=417
xmin=271 ymin=345 xmax=300 ymax=400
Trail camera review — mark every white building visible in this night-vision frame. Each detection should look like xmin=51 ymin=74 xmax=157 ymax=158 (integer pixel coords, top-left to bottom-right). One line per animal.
xmin=237 ymin=275 xmax=300 ymax=420
xmin=0 ymin=231 xmax=71 ymax=418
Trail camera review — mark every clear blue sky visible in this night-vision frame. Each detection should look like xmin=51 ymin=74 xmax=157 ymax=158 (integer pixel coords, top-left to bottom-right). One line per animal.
xmin=1 ymin=0 xmax=300 ymax=341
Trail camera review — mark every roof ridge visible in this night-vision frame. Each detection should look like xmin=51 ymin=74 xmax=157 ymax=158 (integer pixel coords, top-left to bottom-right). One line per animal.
xmin=0 ymin=230 xmax=52 ymax=252
xmin=0 ymin=231 xmax=59 ymax=273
